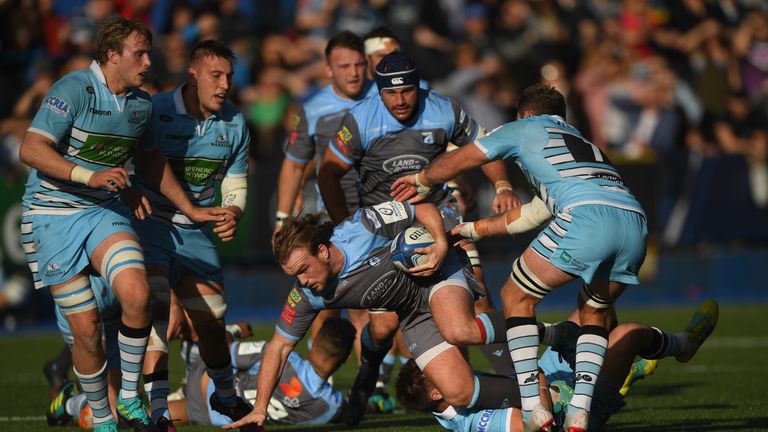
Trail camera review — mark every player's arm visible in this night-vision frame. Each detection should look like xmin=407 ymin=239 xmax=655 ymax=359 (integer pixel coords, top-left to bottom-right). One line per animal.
xmin=133 ymin=148 xmax=228 ymax=224
xmin=478 ymin=158 xmax=521 ymax=213
xmin=452 ymin=196 xmax=551 ymax=241
xmin=215 ymin=124 xmax=251 ymax=241
xmin=409 ymin=202 xmax=448 ymax=277
xmin=223 ymin=330 xmax=298 ymax=429
xmin=19 ymin=132 xmax=129 ymax=192
xmin=275 ymin=157 xmax=308 ymax=227
xmin=391 ymin=144 xmax=490 ymax=202
xmin=317 ymin=149 xmax=353 ymax=225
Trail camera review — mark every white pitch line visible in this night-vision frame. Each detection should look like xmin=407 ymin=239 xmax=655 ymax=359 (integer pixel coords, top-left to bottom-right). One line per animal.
xmin=701 ymin=336 xmax=768 ymax=349
xmin=0 ymin=416 xmax=46 ymax=422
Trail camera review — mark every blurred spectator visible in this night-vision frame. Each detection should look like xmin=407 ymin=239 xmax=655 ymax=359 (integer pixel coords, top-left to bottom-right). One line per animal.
xmin=241 ymin=67 xmax=291 ymax=159
xmin=331 ymin=0 xmax=381 ymax=37
xmin=69 ymin=0 xmax=116 ymax=54
xmin=150 ymin=32 xmax=188 ymax=91
xmin=732 ymin=9 xmax=768 ymax=96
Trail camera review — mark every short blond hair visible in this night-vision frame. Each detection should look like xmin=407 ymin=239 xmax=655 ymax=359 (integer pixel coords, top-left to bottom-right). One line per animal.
xmin=96 ymin=18 xmax=153 ymax=65
xmin=273 ymin=213 xmax=333 ymax=265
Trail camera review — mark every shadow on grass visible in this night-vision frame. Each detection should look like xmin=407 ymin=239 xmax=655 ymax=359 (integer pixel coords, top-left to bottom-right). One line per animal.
xmin=629 ymin=380 xmax=704 ymax=397
xmin=607 ymin=417 xmax=768 ymax=431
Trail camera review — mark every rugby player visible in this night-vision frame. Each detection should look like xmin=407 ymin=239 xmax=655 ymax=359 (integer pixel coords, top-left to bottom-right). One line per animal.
xmin=19 ymin=18 xmax=224 ymax=432
xmin=130 ymin=39 xmax=251 ymax=431
xmin=392 ymin=83 xmax=649 ymax=431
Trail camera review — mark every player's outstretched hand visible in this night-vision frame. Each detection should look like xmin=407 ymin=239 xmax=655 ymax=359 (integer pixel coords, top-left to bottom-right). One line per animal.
xmin=90 ymin=167 xmax=129 ymax=192
xmin=121 ymin=187 xmax=153 ymax=220
xmin=492 ymin=190 xmax=521 ymax=214
xmin=222 ymin=408 xmax=266 ymax=430
xmin=214 ymin=206 xmax=243 ymax=242
xmin=448 ymin=224 xmax=472 ymax=247
xmin=408 ymin=240 xmax=448 ymax=277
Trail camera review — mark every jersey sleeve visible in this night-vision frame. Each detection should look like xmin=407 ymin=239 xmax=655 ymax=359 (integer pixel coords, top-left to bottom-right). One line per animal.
xmin=449 ymin=98 xmax=481 ymax=147
xmin=359 ymin=201 xmax=415 ymax=239
xmin=473 ymin=121 xmax=528 ymax=161
xmin=231 ymin=340 xmax=268 ymax=370
xmin=226 ymin=118 xmax=250 ymax=177
xmin=284 ymin=107 xmax=313 ymax=163
xmin=28 ymin=75 xmax=85 ymax=144
xmin=275 ymin=287 xmax=320 ymax=342
xmin=328 ymin=113 xmax=363 ymax=166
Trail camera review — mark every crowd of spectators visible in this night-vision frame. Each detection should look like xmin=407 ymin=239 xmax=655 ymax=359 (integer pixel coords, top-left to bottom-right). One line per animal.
xmin=1 ymin=0 xmax=767 ymax=244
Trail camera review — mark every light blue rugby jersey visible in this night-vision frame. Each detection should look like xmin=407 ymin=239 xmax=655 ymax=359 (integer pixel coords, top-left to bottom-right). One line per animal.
xmin=136 ymin=85 xmax=250 ymax=227
xmin=476 ymin=115 xmax=644 ymax=216
xmin=23 ymin=61 xmax=152 ymax=216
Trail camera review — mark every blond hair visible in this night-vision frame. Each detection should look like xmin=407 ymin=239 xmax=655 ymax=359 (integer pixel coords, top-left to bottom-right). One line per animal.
xmin=273 ymin=213 xmax=333 ymax=265
xmin=96 ymin=18 xmax=153 ymax=65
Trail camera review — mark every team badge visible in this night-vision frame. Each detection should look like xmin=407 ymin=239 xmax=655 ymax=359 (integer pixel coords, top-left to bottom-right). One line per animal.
xmin=421 ymin=132 xmax=434 ymax=144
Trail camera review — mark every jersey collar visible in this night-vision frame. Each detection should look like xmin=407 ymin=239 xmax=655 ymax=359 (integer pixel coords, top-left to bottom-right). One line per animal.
xmin=433 ymin=405 xmax=457 ymax=420
xmin=174 ymin=83 xmax=221 ymax=121
xmin=89 ymin=60 xmax=131 ymax=111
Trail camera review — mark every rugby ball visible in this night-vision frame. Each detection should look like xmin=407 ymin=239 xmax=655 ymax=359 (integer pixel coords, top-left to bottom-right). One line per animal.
xmin=390 ymin=227 xmax=435 ymax=271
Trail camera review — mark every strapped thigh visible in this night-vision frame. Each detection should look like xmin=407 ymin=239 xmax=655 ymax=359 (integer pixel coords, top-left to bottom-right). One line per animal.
xmin=510 ymin=255 xmax=553 ymax=299
xmin=52 ymin=275 xmax=96 ymax=316
xmin=580 ymin=283 xmax=616 ymax=309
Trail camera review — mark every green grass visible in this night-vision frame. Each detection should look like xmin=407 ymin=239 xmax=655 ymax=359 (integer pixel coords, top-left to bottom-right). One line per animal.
xmin=1 ymin=304 xmax=766 ymax=431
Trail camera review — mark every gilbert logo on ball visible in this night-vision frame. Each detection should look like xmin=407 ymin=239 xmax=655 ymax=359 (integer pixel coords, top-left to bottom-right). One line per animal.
xmin=390 ymin=227 xmax=435 ymax=271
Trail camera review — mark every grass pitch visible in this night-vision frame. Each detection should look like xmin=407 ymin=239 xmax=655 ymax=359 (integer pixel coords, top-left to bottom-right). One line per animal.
xmin=1 ymin=304 xmax=766 ymax=431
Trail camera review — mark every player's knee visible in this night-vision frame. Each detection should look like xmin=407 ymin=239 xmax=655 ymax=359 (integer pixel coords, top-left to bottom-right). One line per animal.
xmin=99 ymin=239 xmax=146 ymax=287
xmin=118 ymin=282 xmax=151 ymax=316
xmin=71 ymin=324 xmax=103 ymax=356
xmin=182 ymin=293 xmax=227 ymax=324
xmin=369 ymin=313 xmax=398 ymax=345
xmin=441 ymin=324 xmax=477 ymax=346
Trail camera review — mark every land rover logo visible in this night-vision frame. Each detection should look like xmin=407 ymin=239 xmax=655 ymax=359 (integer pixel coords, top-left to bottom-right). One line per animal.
xmin=360 ymin=271 xmax=396 ymax=307
xmin=382 ymin=155 xmax=428 ymax=174
xmin=391 ymin=77 xmax=404 ymax=85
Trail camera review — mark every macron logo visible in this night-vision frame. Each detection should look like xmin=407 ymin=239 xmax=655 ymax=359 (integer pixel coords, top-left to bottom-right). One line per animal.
xmin=391 ymin=77 xmax=404 ymax=85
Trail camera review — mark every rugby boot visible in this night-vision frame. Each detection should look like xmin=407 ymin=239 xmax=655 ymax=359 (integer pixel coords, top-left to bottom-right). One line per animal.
xmin=94 ymin=419 xmax=121 ymax=432
xmin=116 ymin=393 xmax=155 ymax=431
xmin=676 ymin=299 xmax=719 ymax=363
xmin=47 ymin=380 xmax=76 ymax=425
xmin=619 ymin=358 xmax=658 ymax=397
xmin=523 ymin=403 xmax=555 ymax=432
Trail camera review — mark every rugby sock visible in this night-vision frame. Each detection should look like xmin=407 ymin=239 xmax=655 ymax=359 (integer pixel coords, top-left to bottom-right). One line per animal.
xmin=568 ymin=325 xmax=609 ymax=417
xmin=506 ymin=316 xmax=541 ymax=420
xmin=639 ymin=327 xmax=687 ymax=359
xmin=118 ymin=323 xmax=150 ymax=400
xmin=467 ymin=374 xmax=522 ymax=409
xmin=74 ymin=362 xmax=114 ymax=425
xmin=66 ymin=393 xmax=88 ymax=418
xmin=376 ymin=354 xmax=397 ymax=389
xmin=353 ymin=324 xmax=393 ymax=396
xmin=143 ymin=370 xmax=170 ymax=422
xmin=207 ymin=357 xmax=237 ymax=407
xmin=475 ymin=311 xmax=507 ymax=344
xmin=479 ymin=344 xmax=517 ymax=376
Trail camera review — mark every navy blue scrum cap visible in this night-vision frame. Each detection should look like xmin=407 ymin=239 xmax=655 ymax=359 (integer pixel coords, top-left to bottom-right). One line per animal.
xmin=375 ymin=51 xmax=419 ymax=92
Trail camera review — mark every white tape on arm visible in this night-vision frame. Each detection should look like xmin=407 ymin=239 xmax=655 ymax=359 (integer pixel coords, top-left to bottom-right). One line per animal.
xmin=221 ymin=176 xmax=248 ymax=213
xmin=459 ymin=222 xmax=481 ymax=241
xmin=70 ymin=165 xmax=95 ymax=185
xmin=505 ymin=196 xmax=552 ymax=235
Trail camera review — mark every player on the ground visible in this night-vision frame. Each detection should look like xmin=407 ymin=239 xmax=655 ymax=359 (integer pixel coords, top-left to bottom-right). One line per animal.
xmin=167 ymin=317 xmax=357 ymax=426
xmin=223 ymin=200 xmax=549 ymax=429
xmin=19 ymin=18 xmax=223 ymax=432
xmin=392 ymin=83 xmax=649 ymax=432
xmin=130 ymin=39 xmax=251 ymax=431
xmin=396 ymin=300 xmax=719 ymax=432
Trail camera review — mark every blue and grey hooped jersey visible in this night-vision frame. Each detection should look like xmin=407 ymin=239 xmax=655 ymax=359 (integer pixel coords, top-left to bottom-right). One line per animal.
xmin=136 ymin=85 xmax=250 ymax=227
xmin=276 ymin=201 xmax=439 ymax=341
xmin=476 ymin=115 xmax=644 ymax=216
xmin=230 ymin=341 xmax=342 ymax=425
xmin=22 ymin=61 xmax=152 ymax=216
xmin=434 ymin=405 xmax=517 ymax=432
xmin=329 ymin=88 xmax=481 ymax=206
xmin=285 ymin=82 xmax=376 ymax=212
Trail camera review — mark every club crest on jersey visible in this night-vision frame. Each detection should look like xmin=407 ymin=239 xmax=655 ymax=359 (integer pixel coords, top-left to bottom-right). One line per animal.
xmin=212 ymin=134 xmax=231 ymax=147
xmin=43 ymin=96 xmax=69 ymax=117
xmin=421 ymin=132 xmax=434 ymax=144
xmin=128 ymin=111 xmax=142 ymax=124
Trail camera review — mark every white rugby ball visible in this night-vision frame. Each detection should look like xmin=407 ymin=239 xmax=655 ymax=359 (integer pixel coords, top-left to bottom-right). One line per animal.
xmin=390 ymin=227 xmax=435 ymax=271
